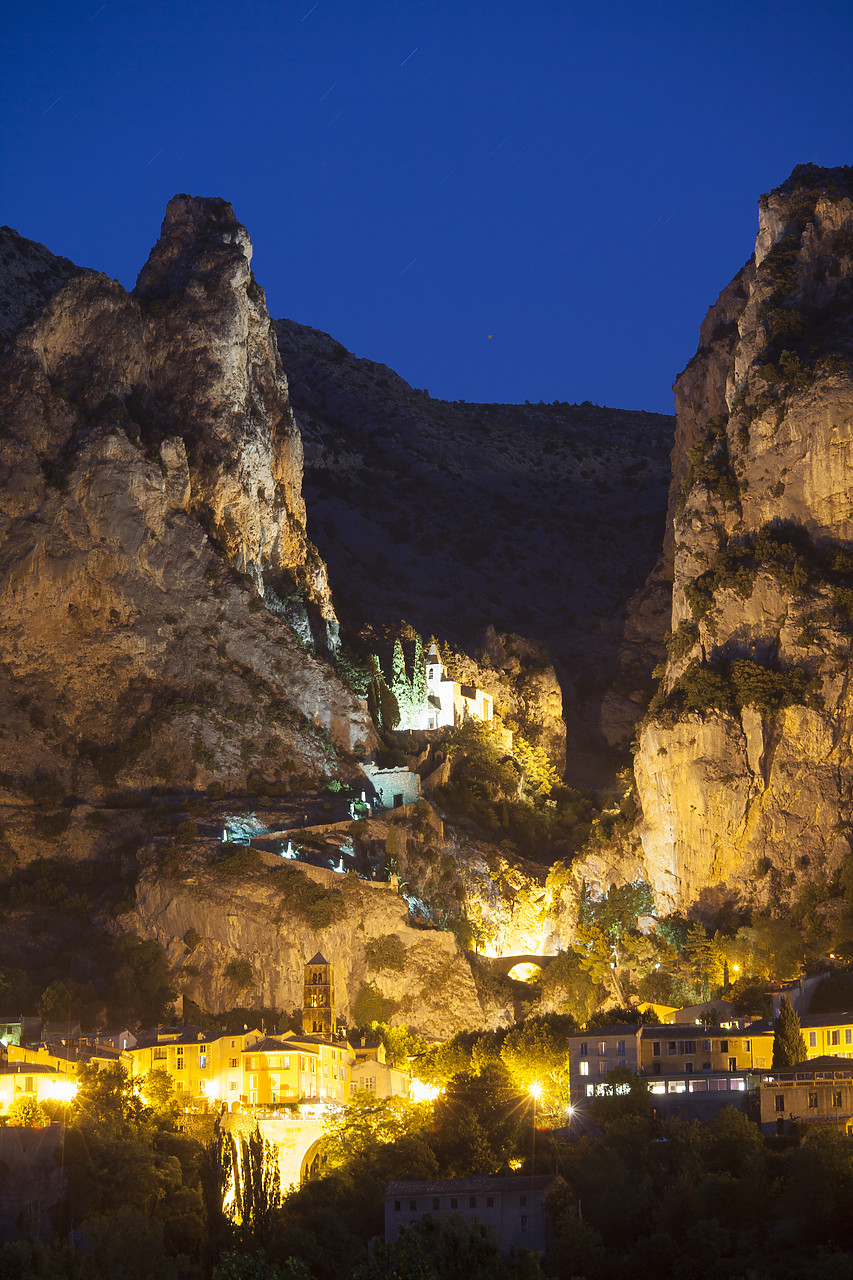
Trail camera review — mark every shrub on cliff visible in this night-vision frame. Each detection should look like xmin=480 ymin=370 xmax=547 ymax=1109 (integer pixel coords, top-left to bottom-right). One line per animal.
xmin=364 ymin=934 xmax=406 ymax=972
xmin=269 ymin=862 xmax=345 ymax=928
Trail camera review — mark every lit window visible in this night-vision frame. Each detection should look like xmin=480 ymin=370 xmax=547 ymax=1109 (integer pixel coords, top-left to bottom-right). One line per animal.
xmin=579 ymin=1061 xmax=589 ymax=1076
xmin=598 ymin=1042 xmax=606 ymax=1056
xmin=667 ymin=1042 xmax=677 ymax=1056
xmin=586 ymin=1084 xmax=594 ymax=1096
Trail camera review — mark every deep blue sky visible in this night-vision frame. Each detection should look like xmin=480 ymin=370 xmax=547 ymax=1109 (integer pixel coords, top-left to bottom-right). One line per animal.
xmin=3 ymin=1 xmax=852 ymax=413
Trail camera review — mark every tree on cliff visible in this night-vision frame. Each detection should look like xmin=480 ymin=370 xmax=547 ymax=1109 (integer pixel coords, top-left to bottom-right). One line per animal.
xmin=367 ymin=655 xmax=400 ymax=731
xmin=773 ymin=996 xmax=808 ymax=1067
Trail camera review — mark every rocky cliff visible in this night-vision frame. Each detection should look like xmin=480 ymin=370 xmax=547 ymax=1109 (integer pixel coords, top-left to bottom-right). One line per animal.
xmin=128 ymin=850 xmax=484 ymax=1039
xmin=0 ymin=199 xmax=374 ymax=870
xmin=634 ymin=164 xmax=853 ymax=914
xmin=276 ymin=318 xmax=674 ymax=788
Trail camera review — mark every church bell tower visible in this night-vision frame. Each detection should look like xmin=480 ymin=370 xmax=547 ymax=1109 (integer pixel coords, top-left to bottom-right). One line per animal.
xmin=302 ymin=951 xmax=335 ymax=1038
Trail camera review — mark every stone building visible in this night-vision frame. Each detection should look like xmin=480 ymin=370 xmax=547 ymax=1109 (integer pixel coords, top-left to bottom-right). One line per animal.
xmin=385 ymin=1174 xmax=565 ymax=1254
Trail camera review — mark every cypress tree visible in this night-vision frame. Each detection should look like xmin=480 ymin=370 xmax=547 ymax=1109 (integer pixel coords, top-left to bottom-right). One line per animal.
xmin=773 ymin=994 xmax=808 ymax=1067
xmin=391 ymin=637 xmax=412 ymax=727
xmin=411 ymin=632 xmax=428 ymax=721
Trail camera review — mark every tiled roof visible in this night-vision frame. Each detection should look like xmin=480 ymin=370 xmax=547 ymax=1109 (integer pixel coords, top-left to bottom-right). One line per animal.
xmin=571 ymin=1025 xmax=639 ymax=1039
xmin=0 ymin=1063 xmax=58 ymax=1075
xmin=386 ymin=1174 xmax=564 ymax=1196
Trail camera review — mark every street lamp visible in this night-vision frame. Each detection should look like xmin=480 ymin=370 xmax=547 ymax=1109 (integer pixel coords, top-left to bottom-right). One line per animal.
xmin=530 ymin=1083 xmax=542 ymax=1176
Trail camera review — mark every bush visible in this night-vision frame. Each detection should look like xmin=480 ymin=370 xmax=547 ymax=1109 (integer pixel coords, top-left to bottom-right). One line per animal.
xmin=184 ymin=928 xmax=202 ymax=951
xmin=225 ymin=959 xmax=254 ymax=989
xmin=269 ymin=863 xmax=346 ymax=929
xmin=364 ymin=934 xmax=407 ymax=972
xmin=351 ymin=981 xmax=398 ymax=1026
xmin=214 ymin=847 xmax=262 ymax=876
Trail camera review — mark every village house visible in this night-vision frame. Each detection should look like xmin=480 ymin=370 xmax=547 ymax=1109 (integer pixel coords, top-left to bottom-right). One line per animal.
xmin=760 ymin=1056 xmax=853 ymax=1136
xmin=349 ymin=1035 xmax=410 ymax=1099
xmin=747 ymin=1011 xmax=853 ymax=1060
xmin=639 ymin=1023 xmax=774 ymax=1074
xmin=567 ymin=1024 xmax=642 ymax=1102
xmin=385 ymin=1174 xmax=565 ymax=1255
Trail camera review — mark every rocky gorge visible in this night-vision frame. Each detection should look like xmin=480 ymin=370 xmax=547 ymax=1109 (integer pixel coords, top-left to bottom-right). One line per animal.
xmin=2 ymin=165 xmax=852 ymax=1038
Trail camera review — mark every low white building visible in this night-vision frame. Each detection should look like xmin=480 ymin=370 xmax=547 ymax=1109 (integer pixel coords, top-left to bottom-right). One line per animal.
xmin=417 ymin=644 xmax=493 ymax=731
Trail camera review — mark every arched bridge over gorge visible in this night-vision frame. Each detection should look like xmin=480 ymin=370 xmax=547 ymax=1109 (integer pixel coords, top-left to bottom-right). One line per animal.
xmin=485 ymin=954 xmax=558 ymax=978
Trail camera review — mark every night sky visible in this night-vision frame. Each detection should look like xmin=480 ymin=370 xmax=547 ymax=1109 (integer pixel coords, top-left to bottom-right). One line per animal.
xmin=3 ymin=1 xmax=853 ymax=413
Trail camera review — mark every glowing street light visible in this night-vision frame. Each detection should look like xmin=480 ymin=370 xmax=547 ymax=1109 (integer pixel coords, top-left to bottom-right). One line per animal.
xmin=530 ymin=1083 xmax=542 ymax=1177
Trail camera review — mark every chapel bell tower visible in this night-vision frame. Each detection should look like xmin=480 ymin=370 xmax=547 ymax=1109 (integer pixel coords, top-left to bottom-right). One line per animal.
xmin=303 ymin=951 xmax=335 ymax=1038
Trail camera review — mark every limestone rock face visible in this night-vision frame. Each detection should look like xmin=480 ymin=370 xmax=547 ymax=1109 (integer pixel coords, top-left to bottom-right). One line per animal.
xmin=634 ymin=164 xmax=853 ymax=914
xmin=132 ymin=197 xmax=334 ymax=637
xmin=129 ymin=858 xmax=485 ymax=1039
xmin=0 ymin=203 xmax=373 ymax=854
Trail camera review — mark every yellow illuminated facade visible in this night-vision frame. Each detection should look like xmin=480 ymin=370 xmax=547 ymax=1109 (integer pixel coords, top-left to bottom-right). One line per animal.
xmin=640 ymin=1025 xmax=775 ymax=1073
xmin=303 ymin=952 xmax=335 ymax=1037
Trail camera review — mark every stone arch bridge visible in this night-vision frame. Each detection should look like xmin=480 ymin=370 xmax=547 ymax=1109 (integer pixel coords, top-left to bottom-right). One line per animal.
xmin=485 ymin=954 xmax=557 ymax=978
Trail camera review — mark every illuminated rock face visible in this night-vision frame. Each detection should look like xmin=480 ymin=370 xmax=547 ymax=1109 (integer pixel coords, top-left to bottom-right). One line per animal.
xmin=634 ymin=165 xmax=853 ymax=914
xmin=0 ymin=205 xmax=373 ymax=832
xmin=129 ymin=859 xmax=485 ymax=1040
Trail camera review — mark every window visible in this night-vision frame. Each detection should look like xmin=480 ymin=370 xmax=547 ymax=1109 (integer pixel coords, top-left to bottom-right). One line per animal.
xmin=775 ymin=1094 xmax=785 ymax=1112
xmin=835 ymin=1091 xmax=844 ymax=1109
xmin=229 ymin=1082 xmax=237 ymax=1092
xmin=176 ymin=1081 xmax=185 ymax=1092
xmin=598 ymin=1061 xmax=606 ymax=1075
xmin=652 ymin=1041 xmax=661 ymax=1057
xmin=283 ymin=1056 xmax=290 ymax=1069
xmin=667 ymin=1042 xmax=677 ymax=1056
xmin=24 ymin=1077 xmax=34 ymax=1093
xmin=808 ymin=1092 xmax=819 ymax=1109
xmin=685 ymin=1062 xmax=694 ymax=1073
xmin=618 ymin=1059 xmax=626 ymax=1069
xmin=450 ymin=1198 xmax=458 ymax=1209
xmin=586 ymin=1085 xmax=595 ymax=1096
xmin=469 ymin=1197 xmax=476 ymax=1208
xmin=598 ymin=1041 xmax=606 ymax=1056
xmin=486 ymin=1197 xmax=494 ymax=1208
xmin=250 ymin=1075 xmax=258 ymax=1090
xmin=153 ymin=1047 xmax=166 ymax=1060
xmin=269 ymin=1056 xmax=280 ymax=1069
xmin=198 ymin=1054 xmax=208 ymax=1068
xmin=617 ymin=1040 xmax=625 ymax=1055
xmin=229 ymin=1058 xmax=238 ymax=1069
xmin=395 ymin=1201 xmax=401 ymax=1212
xmin=432 ymin=1198 xmax=440 ymax=1210
xmin=720 ymin=1041 xmax=729 ymax=1054
xmin=809 ymin=1032 xmax=817 ymax=1048
xmin=831 ymin=1030 xmax=840 ymax=1046
xmin=409 ymin=1200 xmax=417 ymax=1211
xmin=579 ymin=1061 xmax=589 ymax=1076
xmin=847 ymin=1030 xmax=852 ymax=1046
xmin=175 ymin=1059 xmax=184 ymax=1071
xmin=250 ymin=1057 xmax=259 ymax=1071
xmin=702 ymin=1062 xmax=712 ymax=1072
xmin=729 ymin=1058 xmax=737 ymax=1072
xmin=679 ymin=1040 xmax=696 ymax=1055
xmin=744 ymin=1040 xmax=751 ymax=1052
xmin=579 ymin=1042 xmax=588 ymax=1056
